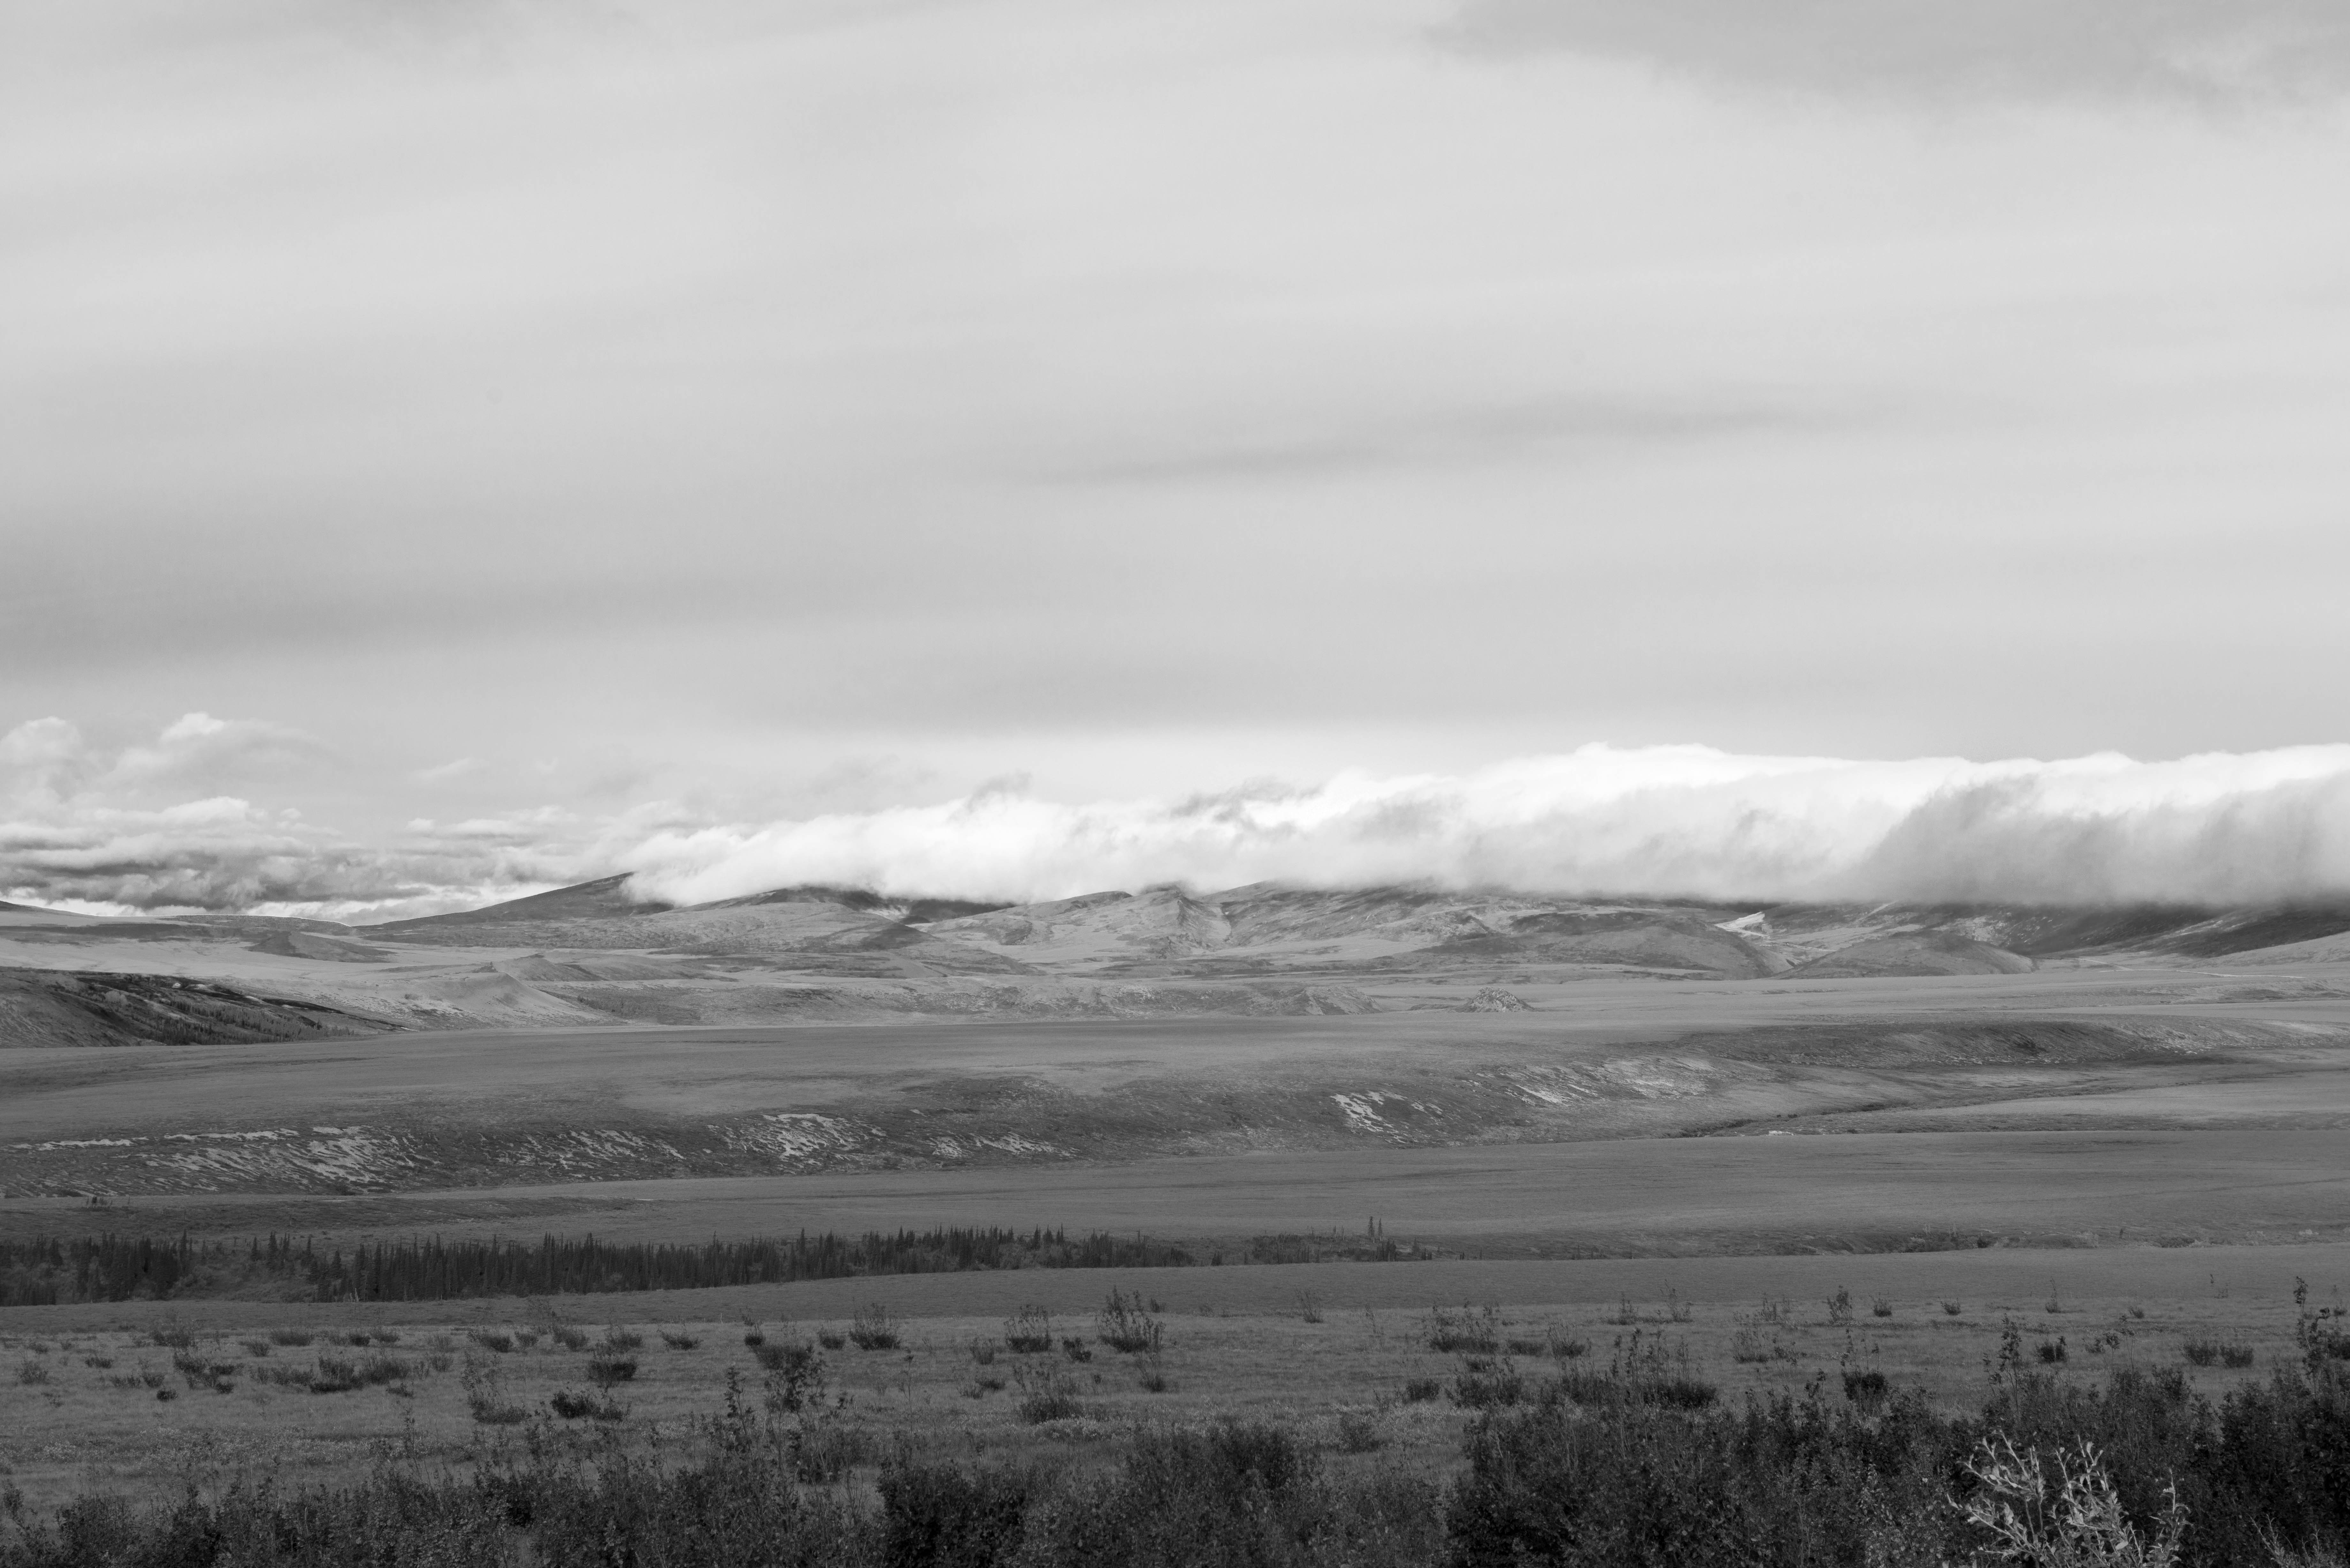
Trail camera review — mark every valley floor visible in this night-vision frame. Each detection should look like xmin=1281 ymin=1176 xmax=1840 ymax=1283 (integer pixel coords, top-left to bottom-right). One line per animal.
xmin=3 ymin=1246 xmax=2342 ymax=1518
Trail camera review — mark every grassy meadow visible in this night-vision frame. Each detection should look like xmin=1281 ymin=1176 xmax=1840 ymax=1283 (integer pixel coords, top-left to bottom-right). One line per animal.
xmin=3 ymin=1250 xmax=2340 ymax=1527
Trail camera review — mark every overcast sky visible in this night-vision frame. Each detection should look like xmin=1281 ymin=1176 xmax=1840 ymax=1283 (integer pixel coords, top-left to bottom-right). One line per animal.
xmin=6 ymin=0 xmax=2350 ymax=915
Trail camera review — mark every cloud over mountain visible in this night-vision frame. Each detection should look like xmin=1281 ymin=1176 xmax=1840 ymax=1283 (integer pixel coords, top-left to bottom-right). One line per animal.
xmin=11 ymin=716 xmax=2349 ymax=916
xmin=0 ymin=715 xmax=601 ymax=916
xmin=621 ymin=744 xmax=2350 ymax=908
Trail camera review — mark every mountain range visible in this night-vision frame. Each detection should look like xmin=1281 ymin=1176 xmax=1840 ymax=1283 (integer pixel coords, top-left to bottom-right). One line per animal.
xmin=5 ymin=878 xmax=2350 ymax=1048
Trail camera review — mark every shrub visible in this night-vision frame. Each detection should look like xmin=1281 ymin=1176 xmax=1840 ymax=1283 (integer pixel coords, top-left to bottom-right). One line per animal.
xmin=1451 ymin=1382 xmax=1926 ymax=1565
xmin=790 ymin=1416 xmax=874 ymax=1483
xmin=742 ymin=1328 xmax=765 ymax=1347
xmin=1097 ymin=1290 xmax=1162 ymax=1354
xmin=1943 ymin=1300 xmax=1964 ymax=1315
xmin=148 ymin=1325 xmax=195 ymax=1350
xmin=239 ymin=1339 xmax=271 ymax=1357
xmin=1136 ymin=1356 xmax=1171 ymax=1393
xmin=1017 ymin=1378 xmax=1083 ymax=1424
xmin=878 ymin=1462 xmax=1033 ymax=1568
xmin=1060 ymin=1338 xmax=1093 ymax=1363
xmin=750 ymin=1340 xmax=826 ymax=1413
xmin=1826 ymin=1287 xmax=1854 ymax=1325
xmin=1004 ymin=1306 xmax=1053 ymax=1354
xmin=586 ymin=1355 xmax=637 ymax=1387
xmin=81 ymin=1354 xmax=112 ymax=1369
xmin=549 ymin=1324 xmax=589 ymax=1351
xmin=848 ymin=1304 xmax=899 ymax=1351
xmin=601 ymin=1327 xmax=645 ymax=1351
xmin=468 ymin=1330 xmax=515 ymax=1353
xmin=1334 ymin=1409 xmax=1386 ymax=1452
xmin=1872 ymin=1298 xmax=1894 ymax=1318
xmin=1506 ymin=1338 xmax=1549 ymax=1357
xmin=548 ymin=1387 xmax=625 ymax=1421
xmin=1843 ymin=1368 xmax=1889 ymax=1409
xmin=512 ymin=1329 xmax=539 ymax=1350
xmin=307 ymin=1353 xmax=410 ymax=1393
xmin=969 ymin=1339 xmax=999 ymax=1365
xmin=172 ymin=1350 xmax=239 ymax=1393
xmin=659 ymin=1330 xmax=699 ymax=1350
xmin=1402 ymin=1377 xmax=1444 ymax=1403
xmin=816 ymin=1328 xmax=847 ymax=1351
xmin=2039 ymin=1339 xmax=2069 ymax=1364
xmin=1426 ymin=1303 xmax=1501 ymax=1354
xmin=1553 ymin=1368 xmax=1718 ymax=1409
xmin=1956 ymin=1434 xmax=2185 ymax=1567
xmin=17 ymin=1358 xmax=51 ymax=1386
xmin=1452 ymin=1364 xmax=1527 ymax=1409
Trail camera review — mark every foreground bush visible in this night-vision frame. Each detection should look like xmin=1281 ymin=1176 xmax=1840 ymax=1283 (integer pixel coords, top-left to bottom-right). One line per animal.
xmin=8 ymin=1346 xmax=2350 ymax=1567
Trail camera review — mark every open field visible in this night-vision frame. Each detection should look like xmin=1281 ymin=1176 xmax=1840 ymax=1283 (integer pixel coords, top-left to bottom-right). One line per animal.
xmin=8 ymin=957 xmax=2350 ymax=1215
xmin=4 ymin=1246 xmax=2343 ymax=1518
xmin=10 ymin=1129 xmax=2350 ymax=1259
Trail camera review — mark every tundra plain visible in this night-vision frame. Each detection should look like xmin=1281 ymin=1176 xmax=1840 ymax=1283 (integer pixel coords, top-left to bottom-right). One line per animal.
xmin=7 ymin=881 xmax=2350 ymax=1528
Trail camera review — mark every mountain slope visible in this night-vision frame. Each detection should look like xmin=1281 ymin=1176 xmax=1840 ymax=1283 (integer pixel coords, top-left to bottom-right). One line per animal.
xmin=0 ymin=969 xmax=390 ymax=1048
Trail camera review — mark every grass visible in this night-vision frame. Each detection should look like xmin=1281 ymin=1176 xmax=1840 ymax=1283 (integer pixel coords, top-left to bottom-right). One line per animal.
xmin=0 ymin=1270 xmax=2331 ymax=1533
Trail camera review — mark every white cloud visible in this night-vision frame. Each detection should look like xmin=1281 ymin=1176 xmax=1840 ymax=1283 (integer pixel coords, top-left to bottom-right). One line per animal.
xmin=0 ymin=713 xmax=592 ymax=917
xmin=8 ymin=713 xmax=2350 ymax=915
xmin=620 ymin=743 xmax=2350 ymax=907
xmin=1448 ymin=0 xmax=2350 ymax=102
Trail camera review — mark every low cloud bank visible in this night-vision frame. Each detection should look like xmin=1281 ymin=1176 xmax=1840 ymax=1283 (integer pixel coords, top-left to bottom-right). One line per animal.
xmin=623 ymin=744 xmax=2350 ymax=909
xmin=1450 ymin=0 xmax=2350 ymax=102
xmin=9 ymin=716 xmax=2350 ymax=918
xmin=0 ymin=715 xmax=598 ymax=918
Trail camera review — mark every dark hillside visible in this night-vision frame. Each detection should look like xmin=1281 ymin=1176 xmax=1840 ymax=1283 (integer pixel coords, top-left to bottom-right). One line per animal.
xmin=0 ymin=969 xmax=390 ymax=1047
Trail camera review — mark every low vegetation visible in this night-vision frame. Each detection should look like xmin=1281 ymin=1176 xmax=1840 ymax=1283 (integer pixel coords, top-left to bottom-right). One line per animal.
xmin=5 ymin=1346 xmax=2349 ymax=1567
xmin=6 ymin=1277 xmax=2348 ymax=1565
xmin=0 ymin=1228 xmax=1200 ymax=1308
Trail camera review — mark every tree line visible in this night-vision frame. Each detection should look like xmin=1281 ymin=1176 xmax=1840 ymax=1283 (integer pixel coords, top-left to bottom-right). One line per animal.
xmin=0 ymin=1226 xmax=1197 ymax=1306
